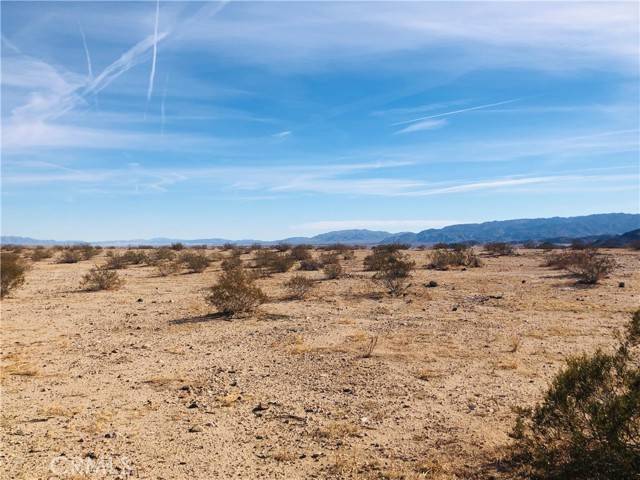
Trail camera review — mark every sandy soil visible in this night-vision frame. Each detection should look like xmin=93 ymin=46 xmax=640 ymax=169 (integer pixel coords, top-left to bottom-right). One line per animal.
xmin=1 ymin=248 xmax=638 ymax=479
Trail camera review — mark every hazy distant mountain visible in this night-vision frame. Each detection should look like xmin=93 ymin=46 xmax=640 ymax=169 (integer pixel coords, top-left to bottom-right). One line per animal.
xmin=591 ymin=228 xmax=640 ymax=248
xmin=3 ymin=213 xmax=638 ymax=247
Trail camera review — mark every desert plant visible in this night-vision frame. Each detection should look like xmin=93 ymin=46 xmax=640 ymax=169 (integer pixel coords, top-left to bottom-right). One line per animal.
xmin=170 ymin=242 xmax=185 ymax=251
xmin=254 ymin=251 xmax=294 ymax=273
xmin=104 ymin=253 xmax=128 ymax=270
xmin=79 ymin=265 xmax=123 ymax=291
xmin=284 ymin=274 xmax=315 ymax=299
xmin=510 ymin=310 xmax=640 ymax=479
xmin=77 ymin=244 xmax=99 ymax=260
xmin=320 ymin=251 xmax=340 ymax=266
xmin=485 ymin=242 xmax=516 ymax=256
xmin=274 ymin=243 xmax=291 ymax=252
xmin=30 ymin=247 xmax=52 ymax=262
xmin=362 ymin=335 xmax=379 ymax=358
xmin=290 ymin=245 xmax=312 ymax=261
xmin=427 ymin=247 xmax=482 ymax=270
xmin=156 ymin=260 xmax=181 ymax=276
xmin=206 ymin=267 xmax=266 ymax=316
xmin=150 ymin=247 xmax=177 ymax=265
xmin=1 ymin=253 xmax=28 ymax=297
xmin=221 ymin=254 xmax=243 ymax=272
xmin=323 ymin=262 xmax=343 ymax=279
xmin=122 ymin=249 xmax=148 ymax=265
xmin=57 ymin=249 xmax=83 ymax=264
xmin=568 ymin=252 xmax=615 ymax=284
xmin=299 ymin=259 xmax=321 ymax=271
xmin=373 ymin=251 xmax=415 ymax=296
xmin=180 ymin=251 xmax=210 ymax=273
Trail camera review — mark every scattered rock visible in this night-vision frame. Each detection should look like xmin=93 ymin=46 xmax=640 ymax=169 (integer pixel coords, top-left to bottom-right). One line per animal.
xmin=252 ymin=403 xmax=268 ymax=414
xmin=187 ymin=401 xmax=198 ymax=409
xmin=188 ymin=425 xmax=203 ymax=433
xmin=425 ymin=281 xmax=438 ymax=288
xmin=619 ymin=282 xmax=625 ymax=288
xmin=137 ymin=298 xmax=143 ymax=303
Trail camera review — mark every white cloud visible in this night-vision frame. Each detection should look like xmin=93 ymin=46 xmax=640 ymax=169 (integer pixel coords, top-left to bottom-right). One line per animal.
xmin=395 ymin=119 xmax=447 ymax=134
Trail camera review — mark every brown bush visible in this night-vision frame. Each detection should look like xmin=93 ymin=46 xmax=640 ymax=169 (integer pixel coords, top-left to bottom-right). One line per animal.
xmin=122 ymin=250 xmax=148 ymax=265
xmin=56 ymin=249 xmax=83 ymax=264
xmin=206 ymin=267 xmax=266 ymax=316
xmin=290 ymin=245 xmax=312 ymax=261
xmin=221 ymin=255 xmax=243 ymax=272
xmin=104 ymin=252 xmax=128 ymax=270
xmin=427 ymin=247 xmax=482 ymax=270
xmin=170 ymin=242 xmax=185 ymax=251
xmin=1 ymin=253 xmax=28 ymax=297
xmin=284 ymin=275 xmax=315 ymax=299
xmin=299 ymin=259 xmax=321 ymax=271
xmin=156 ymin=260 xmax=181 ymax=277
xmin=545 ymin=249 xmax=615 ymax=284
xmin=79 ymin=266 xmax=123 ymax=291
xmin=180 ymin=251 xmax=210 ymax=273
xmin=485 ymin=242 xmax=516 ymax=256
xmin=30 ymin=247 xmax=52 ymax=262
xmin=253 ymin=250 xmax=294 ymax=273
xmin=323 ymin=262 xmax=342 ymax=279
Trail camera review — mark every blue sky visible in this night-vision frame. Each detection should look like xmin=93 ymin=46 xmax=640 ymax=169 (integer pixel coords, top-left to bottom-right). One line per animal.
xmin=2 ymin=1 xmax=639 ymax=241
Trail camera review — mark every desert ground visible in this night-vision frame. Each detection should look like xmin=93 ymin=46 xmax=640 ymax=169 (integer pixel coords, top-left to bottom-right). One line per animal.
xmin=1 ymin=247 xmax=638 ymax=479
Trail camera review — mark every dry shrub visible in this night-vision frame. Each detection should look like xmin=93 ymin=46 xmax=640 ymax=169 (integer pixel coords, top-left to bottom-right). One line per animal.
xmin=30 ymin=247 xmax=52 ymax=262
xmin=206 ymin=267 xmax=266 ymax=316
xmin=80 ymin=265 xmax=123 ymax=291
xmin=57 ymin=249 xmax=82 ymax=264
xmin=284 ymin=274 xmax=315 ymax=299
xmin=375 ymin=252 xmax=414 ymax=296
xmin=221 ymin=254 xmax=242 ymax=272
xmin=299 ymin=259 xmax=321 ymax=271
xmin=427 ymin=247 xmax=482 ymax=270
xmin=362 ymin=335 xmax=378 ymax=358
xmin=170 ymin=242 xmax=185 ymax=251
xmin=323 ymin=262 xmax=342 ymax=279
xmin=156 ymin=260 xmax=181 ymax=277
xmin=363 ymin=244 xmax=408 ymax=271
xmin=1 ymin=253 xmax=28 ymax=297
xmin=320 ymin=251 xmax=340 ymax=266
xmin=485 ymin=242 xmax=516 ymax=256
xmin=290 ymin=245 xmax=312 ymax=261
xmin=77 ymin=245 xmax=99 ymax=260
xmin=180 ymin=251 xmax=210 ymax=273
xmin=545 ymin=249 xmax=615 ymax=284
xmin=253 ymin=250 xmax=294 ymax=273
xmin=274 ymin=243 xmax=291 ymax=252
xmin=150 ymin=247 xmax=176 ymax=265
xmin=104 ymin=252 xmax=128 ymax=270
xmin=510 ymin=310 xmax=640 ymax=479
xmin=122 ymin=249 xmax=148 ymax=265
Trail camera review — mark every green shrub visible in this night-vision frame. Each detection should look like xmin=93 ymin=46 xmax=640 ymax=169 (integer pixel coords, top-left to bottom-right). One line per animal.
xmin=510 ymin=310 xmax=640 ymax=479
xmin=373 ymin=251 xmax=415 ymax=296
xmin=206 ymin=267 xmax=266 ymax=316
xmin=80 ymin=266 xmax=123 ymax=291
xmin=284 ymin=274 xmax=315 ymax=299
xmin=1 ymin=253 xmax=28 ymax=297
xmin=180 ymin=251 xmax=210 ymax=273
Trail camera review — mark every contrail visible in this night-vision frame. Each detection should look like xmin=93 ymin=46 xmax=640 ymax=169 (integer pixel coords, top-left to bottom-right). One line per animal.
xmin=392 ymin=98 xmax=522 ymax=126
xmin=78 ymin=25 xmax=93 ymax=79
xmin=147 ymin=0 xmax=160 ymax=101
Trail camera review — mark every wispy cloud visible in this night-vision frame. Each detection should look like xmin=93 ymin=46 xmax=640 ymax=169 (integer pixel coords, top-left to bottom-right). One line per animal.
xmin=272 ymin=130 xmax=291 ymax=138
xmin=147 ymin=0 xmax=161 ymax=102
xmin=395 ymin=119 xmax=447 ymax=134
xmin=78 ymin=24 xmax=93 ymax=79
xmin=393 ymin=98 xmax=522 ymax=127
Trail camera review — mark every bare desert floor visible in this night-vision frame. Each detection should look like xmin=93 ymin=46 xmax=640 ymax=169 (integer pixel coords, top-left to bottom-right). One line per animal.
xmin=1 ymin=248 xmax=638 ymax=479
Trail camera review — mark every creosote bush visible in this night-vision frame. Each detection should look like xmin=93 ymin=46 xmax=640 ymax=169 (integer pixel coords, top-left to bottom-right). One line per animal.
xmin=1 ymin=252 xmax=28 ymax=298
xmin=427 ymin=247 xmax=482 ymax=270
xmin=80 ymin=266 xmax=124 ymax=291
xmin=373 ymin=251 xmax=415 ymax=296
xmin=509 ymin=309 xmax=640 ymax=479
xmin=30 ymin=247 xmax=52 ymax=262
xmin=104 ymin=252 xmax=128 ymax=270
xmin=323 ymin=262 xmax=343 ymax=280
xmin=253 ymin=250 xmax=294 ymax=273
xmin=221 ymin=254 xmax=243 ymax=272
xmin=57 ymin=249 xmax=83 ymax=264
xmin=156 ymin=260 xmax=181 ymax=277
xmin=180 ymin=251 xmax=210 ymax=273
xmin=290 ymin=245 xmax=312 ymax=261
xmin=485 ymin=242 xmax=516 ymax=256
xmin=544 ymin=249 xmax=615 ymax=284
xmin=284 ymin=274 xmax=315 ymax=299
xmin=149 ymin=247 xmax=176 ymax=265
xmin=206 ymin=267 xmax=266 ymax=316
xmin=299 ymin=259 xmax=321 ymax=271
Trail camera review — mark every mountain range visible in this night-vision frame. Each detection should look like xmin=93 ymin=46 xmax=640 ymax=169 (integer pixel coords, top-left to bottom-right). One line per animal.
xmin=3 ymin=213 xmax=639 ymax=247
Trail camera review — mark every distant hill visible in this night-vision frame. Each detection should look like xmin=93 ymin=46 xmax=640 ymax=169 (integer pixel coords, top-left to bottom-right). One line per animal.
xmin=3 ymin=213 xmax=639 ymax=246
xmin=591 ymin=228 xmax=640 ymax=248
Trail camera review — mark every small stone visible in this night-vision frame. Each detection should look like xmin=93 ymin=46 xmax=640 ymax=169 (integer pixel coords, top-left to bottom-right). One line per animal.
xmin=187 ymin=401 xmax=198 ymax=409
xmin=619 ymin=282 xmax=625 ymax=288
xmin=137 ymin=298 xmax=143 ymax=303
xmin=188 ymin=425 xmax=203 ymax=433
xmin=426 ymin=281 xmax=438 ymax=288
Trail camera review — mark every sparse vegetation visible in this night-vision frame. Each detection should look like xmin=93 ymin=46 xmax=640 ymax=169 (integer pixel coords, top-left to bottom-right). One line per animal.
xmin=56 ymin=249 xmax=83 ymax=264
xmin=544 ymin=249 xmax=615 ymax=284
xmin=253 ymin=250 xmax=294 ymax=273
xmin=206 ymin=266 xmax=266 ymax=316
xmin=323 ymin=262 xmax=343 ymax=279
xmin=150 ymin=247 xmax=176 ymax=265
xmin=485 ymin=242 xmax=516 ymax=256
xmin=510 ymin=310 xmax=640 ymax=479
xmin=283 ymin=274 xmax=315 ymax=299
xmin=179 ymin=251 xmax=210 ymax=273
xmin=30 ymin=247 xmax=52 ymax=262
xmin=156 ymin=260 xmax=181 ymax=276
xmin=104 ymin=252 xmax=129 ymax=270
xmin=371 ymin=250 xmax=415 ymax=295
xmin=427 ymin=247 xmax=482 ymax=270
xmin=290 ymin=245 xmax=312 ymax=261
xmin=170 ymin=242 xmax=185 ymax=251
xmin=1 ymin=253 xmax=28 ymax=297
xmin=80 ymin=266 xmax=124 ymax=291
xmin=299 ymin=259 xmax=321 ymax=271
